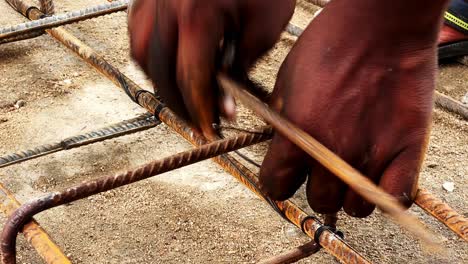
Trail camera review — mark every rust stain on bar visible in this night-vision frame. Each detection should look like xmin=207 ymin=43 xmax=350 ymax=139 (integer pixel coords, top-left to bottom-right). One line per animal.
xmin=0 ymin=184 xmax=71 ymax=264
xmin=415 ymin=189 xmax=467 ymax=241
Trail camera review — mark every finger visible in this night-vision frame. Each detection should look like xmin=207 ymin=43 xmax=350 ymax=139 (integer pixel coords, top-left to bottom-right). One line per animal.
xmin=176 ymin=6 xmax=225 ymax=138
xmin=236 ymin=0 xmax=296 ymax=69
xmin=379 ymin=140 xmax=427 ymax=208
xmin=142 ymin=3 xmax=192 ymax=121
xmin=306 ymin=160 xmax=347 ymax=215
xmin=259 ymin=133 xmax=308 ymax=201
xmin=127 ymin=0 xmax=157 ymax=67
xmin=343 ymin=139 xmax=427 ymax=217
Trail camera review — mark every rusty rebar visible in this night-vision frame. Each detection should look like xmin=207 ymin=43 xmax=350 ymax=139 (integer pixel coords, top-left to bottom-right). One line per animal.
xmin=415 ymin=189 xmax=468 ymax=241
xmin=3 ymin=1 xmax=371 ymax=263
xmin=0 ymin=183 xmax=71 ymax=264
xmin=0 ymin=0 xmax=128 ymax=44
xmin=258 ymin=241 xmax=321 ymax=264
xmin=0 ymin=113 xmax=160 ymax=168
xmin=0 ymin=128 xmax=272 ymax=264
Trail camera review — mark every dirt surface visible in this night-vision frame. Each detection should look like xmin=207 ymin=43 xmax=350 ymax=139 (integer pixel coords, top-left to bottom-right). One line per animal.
xmin=0 ymin=1 xmax=467 ymax=263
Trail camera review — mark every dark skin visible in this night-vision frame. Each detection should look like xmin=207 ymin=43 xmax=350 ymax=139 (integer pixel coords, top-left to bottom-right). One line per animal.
xmin=128 ymin=0 xmax=296 ymax=139
xmin=129 ymin=0 xmax=450 ymax=218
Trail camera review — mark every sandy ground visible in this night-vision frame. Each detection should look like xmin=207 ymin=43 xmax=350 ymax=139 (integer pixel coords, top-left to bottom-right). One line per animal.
xmin=0 ymin=1 xmax=466 ymax=263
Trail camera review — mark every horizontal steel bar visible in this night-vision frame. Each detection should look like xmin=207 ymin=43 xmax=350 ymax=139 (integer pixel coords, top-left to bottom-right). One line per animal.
xmin=0 ymin=113 xmax=160 ymax=168
xmin=0 ymin=0 xmax=128 ymax=44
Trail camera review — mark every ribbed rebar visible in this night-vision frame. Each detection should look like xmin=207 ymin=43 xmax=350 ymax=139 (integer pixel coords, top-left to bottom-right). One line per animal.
xmin=0 ymin=30 xmax=45 ymax=44
xmin=415 ymin=189 xmax=468 ymax=241
xmin=1 ymin=128 xmax=272 ymax=264
xmin=0 ymin=113 xmax=160 ymax=168
xmin=0 ymin=0 xmax=128 ymax=44
xmin=0 ymin=183 xmax=71 ymax=264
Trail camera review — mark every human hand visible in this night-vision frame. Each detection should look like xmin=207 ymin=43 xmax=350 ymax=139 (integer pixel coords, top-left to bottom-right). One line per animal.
xmin=128 ymin=0 xmax=295 ymax=138
xmin=259 ymin=0 xmax=444 ymax=218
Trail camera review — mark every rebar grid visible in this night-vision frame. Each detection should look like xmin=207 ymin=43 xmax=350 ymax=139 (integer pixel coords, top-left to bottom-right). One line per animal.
xmin=1 ymin=128 xmax=273 ymax=264
xmin=0 ymin=0 xmax=465 ymax=263
xmin=1 ymin=1 xmax=370 ymax=264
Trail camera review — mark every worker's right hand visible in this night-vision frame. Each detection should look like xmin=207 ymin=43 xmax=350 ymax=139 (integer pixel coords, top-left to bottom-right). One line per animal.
xmin=128 ymin=0 xmax=296 ymax=138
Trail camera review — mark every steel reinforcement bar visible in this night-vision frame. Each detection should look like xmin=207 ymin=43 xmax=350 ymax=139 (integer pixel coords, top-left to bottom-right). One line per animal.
xmin=0 ymin=183 xmax=70 ymax=264
xmin=0 ymin=0 xmax=128 ymax=44
xmin=0 ymin=113 xmax=160 ymax=168
xmin=415 ymin=189 xmax=467 ymax=241
xmin=3 ymin=1 xmax=370 ymax=264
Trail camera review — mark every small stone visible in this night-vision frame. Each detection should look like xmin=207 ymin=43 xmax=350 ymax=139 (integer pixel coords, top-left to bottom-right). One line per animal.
xmin=60 ymin=79 xmax=72 ymax=86
xmin=0 ymin=117 xmax=7 ymax=123
xmin=462 ymin=92 xmax=468 ymax=106
xmin=442 ymin=182 xmax=455 ymax=192
xmin=14 ymin=100 xmax=25 ymax=109
xmin=283 ymin=224 xmax=301 ymax=238
xmin=427 ymin=163 xmax=438 ymax=169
